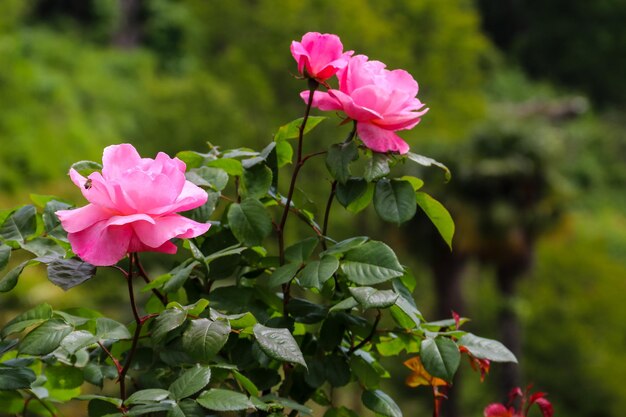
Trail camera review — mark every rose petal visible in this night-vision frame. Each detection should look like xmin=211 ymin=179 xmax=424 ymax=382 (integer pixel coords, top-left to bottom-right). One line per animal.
xmin=328 ymin=89 xmax=383 ymax=121
xmin=101 ymin=144 xmax=142 ymax=180
xmin=56 ymin=204 xmax=111 ymax=233
xmin=483 ymin=404 xmax=512 ymax=417
xmin=357 ymin=122 xmax=410 ymax=154
xmin=151 ymin=180 xmax=209 ymax=215
xmin=68 ymin=221 xmax=132 ymax=266
xmin=301 ymin=90 xmax=343 ymax=112
xmin=132 ymin=214 xmax=210 ymax=248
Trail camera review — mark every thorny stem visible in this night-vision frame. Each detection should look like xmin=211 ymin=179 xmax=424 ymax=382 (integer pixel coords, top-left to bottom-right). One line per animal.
xmin=98 ymin=341 xmax=122 ymax=374
xmin=276 ymin=79 xmax=319 ymax=318
xmin=135 ymin=254 xmax=168 ymax=306
xmin=321 ymin=180 xmax=337 ymax=251
xmin=321 ymin=121 xmax=358 ymax=251
xmin=277 ymin=78 xmax=319 ymax=266
xmin=349 ymin=309 xmax=382 ymax=354
xmin=118 ymin=253 xmax=143 ymax=405
xmin=276 ymin=201 xmax=323 ymax=238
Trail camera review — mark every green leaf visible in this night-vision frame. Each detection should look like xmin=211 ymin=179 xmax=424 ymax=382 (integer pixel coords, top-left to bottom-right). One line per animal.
xmin=346 ymin=182 xmax=374 ymax=214
xmin=169 ymin=365 xmax=212 ymax=401
xmin=349 ymin=287 xmax=398 ymax=309
xmin=286 ymin=298 xmax=327 ymax=324
xmin=1 ymin=303 xmax=53 ymax=337
xmin=186 ymin=167 xmax=229 ymax=191
xmin=406 ymin=152 xmax=451 ymax=181
xmin=83 ymin=365 xmax=105 ymax=388
xmin=125 ymin=389 xmax=171 ymax=405
xmin=350 ymin=356 xmax=380 ymax=389
xmin=415 ymin=192 xmax=455 ymax=250
xmin=457 ymin=333 xmax=517 ymax=363
xmin=185 ymin=191 xmax=220 ymax=223
xmin=19 ymin=318 xmax=73 ymax=355
xmin=242 ymin=164 xmax=273 ymax=199
xmin=176 ymin=151 xmax=208 ymax=169
xmin=127 ymin=401 xmax=176 ymax=415
xmin=167 ymin=400 xmax=205 ymax=417
xmin=242 ymin=142 xmax=276 ymax=169
xmin=21 ymin=238 xmax=65 ymax=258
xmin=47 ymin=258 xmax=97 ymax=291
xmin=182 ymin=319 xmax=231 ymax=362
xmin=268 ymin=263 xmax=301 ymax=288
xmin=390 ymin=279 xmax=421 ymax=328
xmin=0 ymin=366 xmax=36 ymax=390
xmin=321 ymin=236 xmax=368 ymax=256
xmin=232 ymin=370 xmax=259 ymax=396
xmin=70 ymin=160 xmax=102 ymax=176
xmin=78 ymin=394 xmax=122 ymax=406
xmin=298 ymin=256 xmax=339 ymax=290
xmin=398 ymin=176 xmax=424 ymax=191
xmin=326 ymin=142 xmax=358 ymax=184
xmin=361 ymin=390 xmax=402 ymax=417
xmin=336 ymin=178 xmax=367 ymax=207
xmin=227 ymin=198 xmax=273 ymax=247
xmin=59 ymin=330 xmax=97 ymax=354
xmin=28 ymin=194 xmax=57 ymax=208
xmin=163 ymin=261 xmax=199 ymax=293
xmin=0 ymin=260 xmax=36 ymax=292
xmin=376 ymin=336 xmax=407 ymax=357
xmin=420 ymin=337 xmax=461 ymax=383
xmin=167 ymin=400 xmax=206 ymax=417
xmin=253 ymin=324 xmax=307 ymax=368
xmin=324 ymin=354 xmax=352 ymax=387
xmin=276 ymin=140 xmax=294 ymax=167
xmin=206 ymin=158 xmax=243 ymax=176
xmin=329 ymin=297 xmax=358 ymax=312
xmin=262 ymin=394 xmax=313 ymax=415
xmin=184 ymin=299 xmax=210 ymax=316
xmin=152 ymin=308 xmax=187 ymax=344
xmin=197 ymin=388 xmax=253 ymax=411
xmin=0 ymin=205 xmax=37 ymax=244
xmin=364 ymin=153 xmax=391 ymax=182
xmin=341 ymin=241 xmax=404 ymax=285
xmin=46 ymin=365 xmax=84 ymax=389
xmin=0 ymin=244 xmax=11 ymax=271
xmin=274 ymin=116 xmax=326 ymax=142
xmin=43 ymin=200 xmax=71 ymax=240
xmin=204 ymin=244 xmax=247 ymax=263
xmin=88 ymin=397 xmax=123 ymax=417
xmin=226 ymin=312 xmax=257 ymax=329
xmin=96 ymin=318 xmax=131 ymax=341
xmin=284 ymin=237 xmax=318 ymax=263
xmin=374 ymin=179 xmax=417 ymax=224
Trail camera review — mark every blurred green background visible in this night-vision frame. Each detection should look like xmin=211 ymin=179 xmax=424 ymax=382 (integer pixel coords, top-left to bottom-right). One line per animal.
xmin=1 ymin=0 xmax=625 ymax=416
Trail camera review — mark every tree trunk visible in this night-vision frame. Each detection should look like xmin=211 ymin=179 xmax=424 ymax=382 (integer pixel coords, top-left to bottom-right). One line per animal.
xmin=113 ymin=0 xmax=141 ymax=48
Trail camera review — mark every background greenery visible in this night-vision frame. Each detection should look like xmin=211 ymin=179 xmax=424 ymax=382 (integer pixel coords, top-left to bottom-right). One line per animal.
xmin=1 ymin=0 xmax=625 ymax=416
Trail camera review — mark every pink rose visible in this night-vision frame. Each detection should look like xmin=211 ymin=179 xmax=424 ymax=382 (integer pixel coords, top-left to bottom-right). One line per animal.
xmin=57 ymin=144 xmax=210 ymax=266
xmin=302 ymin=55 xmax=429 ymax=154
xmin=290 ymin=32 xmax=353 ymax=82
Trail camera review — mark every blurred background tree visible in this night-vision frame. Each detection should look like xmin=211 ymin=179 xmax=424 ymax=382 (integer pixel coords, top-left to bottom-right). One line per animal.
xmin=1 ymin=1 xmax=625 ymax=416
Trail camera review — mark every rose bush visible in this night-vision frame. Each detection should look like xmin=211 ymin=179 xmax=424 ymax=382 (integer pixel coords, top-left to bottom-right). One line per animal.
xmin=0 ymin=31 xmax=523 ymax=417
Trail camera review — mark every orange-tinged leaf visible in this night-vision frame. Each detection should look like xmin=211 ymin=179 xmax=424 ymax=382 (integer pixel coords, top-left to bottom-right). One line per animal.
xmin=403 ymin=356 xmax=447 ymax=387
